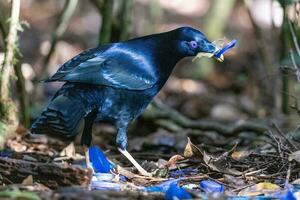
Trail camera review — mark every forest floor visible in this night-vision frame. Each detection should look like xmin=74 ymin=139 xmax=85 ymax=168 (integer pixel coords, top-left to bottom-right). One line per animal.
xmin=1 ymin=101 xmax=300 ymax=200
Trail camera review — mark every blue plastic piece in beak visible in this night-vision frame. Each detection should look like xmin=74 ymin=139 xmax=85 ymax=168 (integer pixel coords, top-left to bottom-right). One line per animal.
xmin=214 ymin=39 xmax=237 ymax=58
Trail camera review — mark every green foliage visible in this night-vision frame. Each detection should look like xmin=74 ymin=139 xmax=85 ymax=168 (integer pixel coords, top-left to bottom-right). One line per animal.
xmin=0 ymin=189 xmax=41 ymax=200
xmin=277 ymin=0 xmax=293 ymax=7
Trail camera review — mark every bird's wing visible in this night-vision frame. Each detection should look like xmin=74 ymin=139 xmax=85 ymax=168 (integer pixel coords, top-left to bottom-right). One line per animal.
xmin=45 ymin=46 xmax=157 ymax=90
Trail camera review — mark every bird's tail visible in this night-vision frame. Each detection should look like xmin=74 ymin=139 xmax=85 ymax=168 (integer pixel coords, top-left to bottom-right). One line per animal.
xmin=31 ymin=94 xmax=86 ymax=138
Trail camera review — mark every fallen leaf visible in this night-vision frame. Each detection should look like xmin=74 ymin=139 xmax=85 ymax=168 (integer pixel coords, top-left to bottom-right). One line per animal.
xmin=238 ymin=182 xmax=280 ymax=196
xmin=183 ymin=137 xmax=203 ymax=158
xmin=289 ymin=150 xmax=300 ymax=163
xmin=166 ymin=155 xmax=185 ymax=168
xmin=203 ymin=151 xmax=242 ymax=176
xmin=60 ymin=142 xmax=76 ymax=158
xmin=7 ymin=140 xmax=27 ymax=152
xmin=231 ymin=150 xmax=252 ymax=160
xmin=22 ymin=175 xmax=33 ymax=185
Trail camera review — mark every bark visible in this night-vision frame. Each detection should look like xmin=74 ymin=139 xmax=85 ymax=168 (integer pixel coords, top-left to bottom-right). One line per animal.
xmin=0 ymin=0 xmax=20 ymax=148
xmin=0 ymin=156 xmax=92 ymax=189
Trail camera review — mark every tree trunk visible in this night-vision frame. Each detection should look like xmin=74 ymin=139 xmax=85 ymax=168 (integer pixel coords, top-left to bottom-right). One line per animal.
xmin=0 ymin=0 xmax=20 ymax=148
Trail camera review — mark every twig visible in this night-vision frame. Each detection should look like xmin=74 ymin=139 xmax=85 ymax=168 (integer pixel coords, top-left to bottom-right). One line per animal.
xmin=272 ymin=123 xmax=298 ymax=151
xmin=285 ymin=163 xmax=291 ymax=188
xmin=288 ymin=20 xmax=300 ymax=55
xmin=290 ymin=50 xmax=300 ymax=82
xmin=40 ymin=0 xmax=78 ymax=78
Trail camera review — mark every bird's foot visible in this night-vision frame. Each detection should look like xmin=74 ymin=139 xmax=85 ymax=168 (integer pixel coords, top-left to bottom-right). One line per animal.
xmin=118 ymin=148 xmax=152 ymax=177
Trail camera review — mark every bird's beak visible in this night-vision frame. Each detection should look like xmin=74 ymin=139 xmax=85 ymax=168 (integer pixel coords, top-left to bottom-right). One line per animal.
xmin=214 ymin=53 xmax=224 ymax=62
xmin=212 ymin=45 xmax=224 ymax=62
xmin=195 ymin=41 xmax=225 ymax=62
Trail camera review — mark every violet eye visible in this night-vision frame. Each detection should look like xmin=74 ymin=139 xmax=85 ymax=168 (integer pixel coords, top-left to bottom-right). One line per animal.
xmin=190 ymin=41 xmax=197 ymax=49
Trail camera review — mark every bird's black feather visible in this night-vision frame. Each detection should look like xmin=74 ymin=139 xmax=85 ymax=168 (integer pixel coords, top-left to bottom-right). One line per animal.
xmin=31 ymin=27 xmax=217 ymax=149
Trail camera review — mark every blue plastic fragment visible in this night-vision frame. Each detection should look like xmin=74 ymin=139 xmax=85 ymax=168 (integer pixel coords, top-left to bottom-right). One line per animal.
xmin=280 ymin=189 xmax=297 ymax=200
xmin=145 ymin=178 xmax=181 ymax=193
xmin=200 ymin=180 xmax=225 ymax=193
xmin=0 ymin=150 xmax=12 ymax=157
xmin=91 ymin=180 xmax=125 ymax=191
xmin=169 ymin=168 xmax=198 ymax=178
xmin=89 ymin=145 xmax=111 ymax=173
xmin=214 ymin=39 xmax=237 ymax=58
xmin=165 ymin=183 xmax=192 ymax=200
xmin=93 ymin=173 xmax=114 ymax=181
xmin=292 ymin=184 xmax=300 ymax=192
xmin=227 ymin=196 xmax=249 ymax=200
xmin=119 ymin=175 xmax=127 ymax=182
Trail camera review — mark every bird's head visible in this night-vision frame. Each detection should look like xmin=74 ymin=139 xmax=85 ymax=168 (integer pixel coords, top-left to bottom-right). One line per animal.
xmin=173 ymin=26 xmax=223 ymax=61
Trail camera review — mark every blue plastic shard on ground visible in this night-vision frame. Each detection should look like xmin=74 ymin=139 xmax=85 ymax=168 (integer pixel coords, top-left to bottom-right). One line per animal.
xmin=214 ymin=39 xmax=237 ymax=59
xmin=169 ymin=168 xmax=198 ymax=178
xmin=0 ymin=149 xmax=12 ymax=157
xmin=200 ymin=180 xmax=225 ymax=193
xmin=165 ymin=183 xmax=192 ymax=200
xmin=91 ymin=180 xmax=126 ymax=191
xmin=280 ymin=189 xmax=297 ymax=200
xmin=89 ymin=145 xmax=111 ymax=173
xmin=145 ymin=178 xmax=181 ymax=193
xmin=93 ymin=173 xmax=114 ymax=181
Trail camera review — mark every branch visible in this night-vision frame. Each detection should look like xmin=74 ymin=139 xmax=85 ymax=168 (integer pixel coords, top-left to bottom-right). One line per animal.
xmin=288 ymin=20 xmax=300 ymax=55
xmin=40 ymin=0 xmax=78 ymax=78
xmin=143 ymin=101 xmax=269 ymax=136
xmin=99 ymin=0 xmax=113 ymax=45
xmin=119 ymin=0 xmax=133 ymax=41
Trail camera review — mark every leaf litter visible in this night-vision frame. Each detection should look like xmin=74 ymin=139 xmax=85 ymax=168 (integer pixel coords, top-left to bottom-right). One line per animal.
xmin=1 ymin=125 xmax=300 ymax=199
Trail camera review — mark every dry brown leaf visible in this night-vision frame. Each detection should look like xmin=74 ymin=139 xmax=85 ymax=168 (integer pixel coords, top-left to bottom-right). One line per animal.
xmin=22 ymin=175 xmax=33 ymax=185
xmin=166 ymin=155 xmax=185 ymax=168
xmin=231 ymin=150 xmax=252 ymax=161
xmin=238 ymin=182 xmax=280 ymax=196
xmin=60 ymin=142 xmax=76 ymax=158
xmin=183 ymin=137 xmax=203 ymax=158
xmin=7 ymin=139 xmax=27 ymax=152
xmin=203 ymin=151 xmax=242 ymax=176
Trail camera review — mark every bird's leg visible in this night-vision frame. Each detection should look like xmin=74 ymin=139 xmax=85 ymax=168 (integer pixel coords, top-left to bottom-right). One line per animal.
xmin=116 ymin=127 xmax=151 ymax=176
xmin=81 ymin=109 xmax=97 ymax=170
xmin=83 ymin=145 xmax=91 ymax=169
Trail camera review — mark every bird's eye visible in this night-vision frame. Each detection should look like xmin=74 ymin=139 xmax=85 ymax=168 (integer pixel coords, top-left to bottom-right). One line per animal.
xmin=189 ymin=41 xmax=197 ymax=49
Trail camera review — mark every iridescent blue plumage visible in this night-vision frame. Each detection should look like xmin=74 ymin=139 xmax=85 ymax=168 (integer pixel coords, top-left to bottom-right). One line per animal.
xmin=31 ymin=27 xmax=217 ymax=150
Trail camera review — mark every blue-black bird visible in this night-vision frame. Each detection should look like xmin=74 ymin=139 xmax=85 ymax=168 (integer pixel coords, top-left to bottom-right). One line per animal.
xmin=31 ymin=27 xmax=223 ymax=175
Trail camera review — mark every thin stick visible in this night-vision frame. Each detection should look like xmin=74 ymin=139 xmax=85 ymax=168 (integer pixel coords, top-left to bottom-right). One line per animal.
xmin=41 ymin=0 xmax=78 ymax=78
xmin=288 ymin=20 xmax=300 ymax=55
xmin=118 ymin=148 xmax=152 ymax=177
